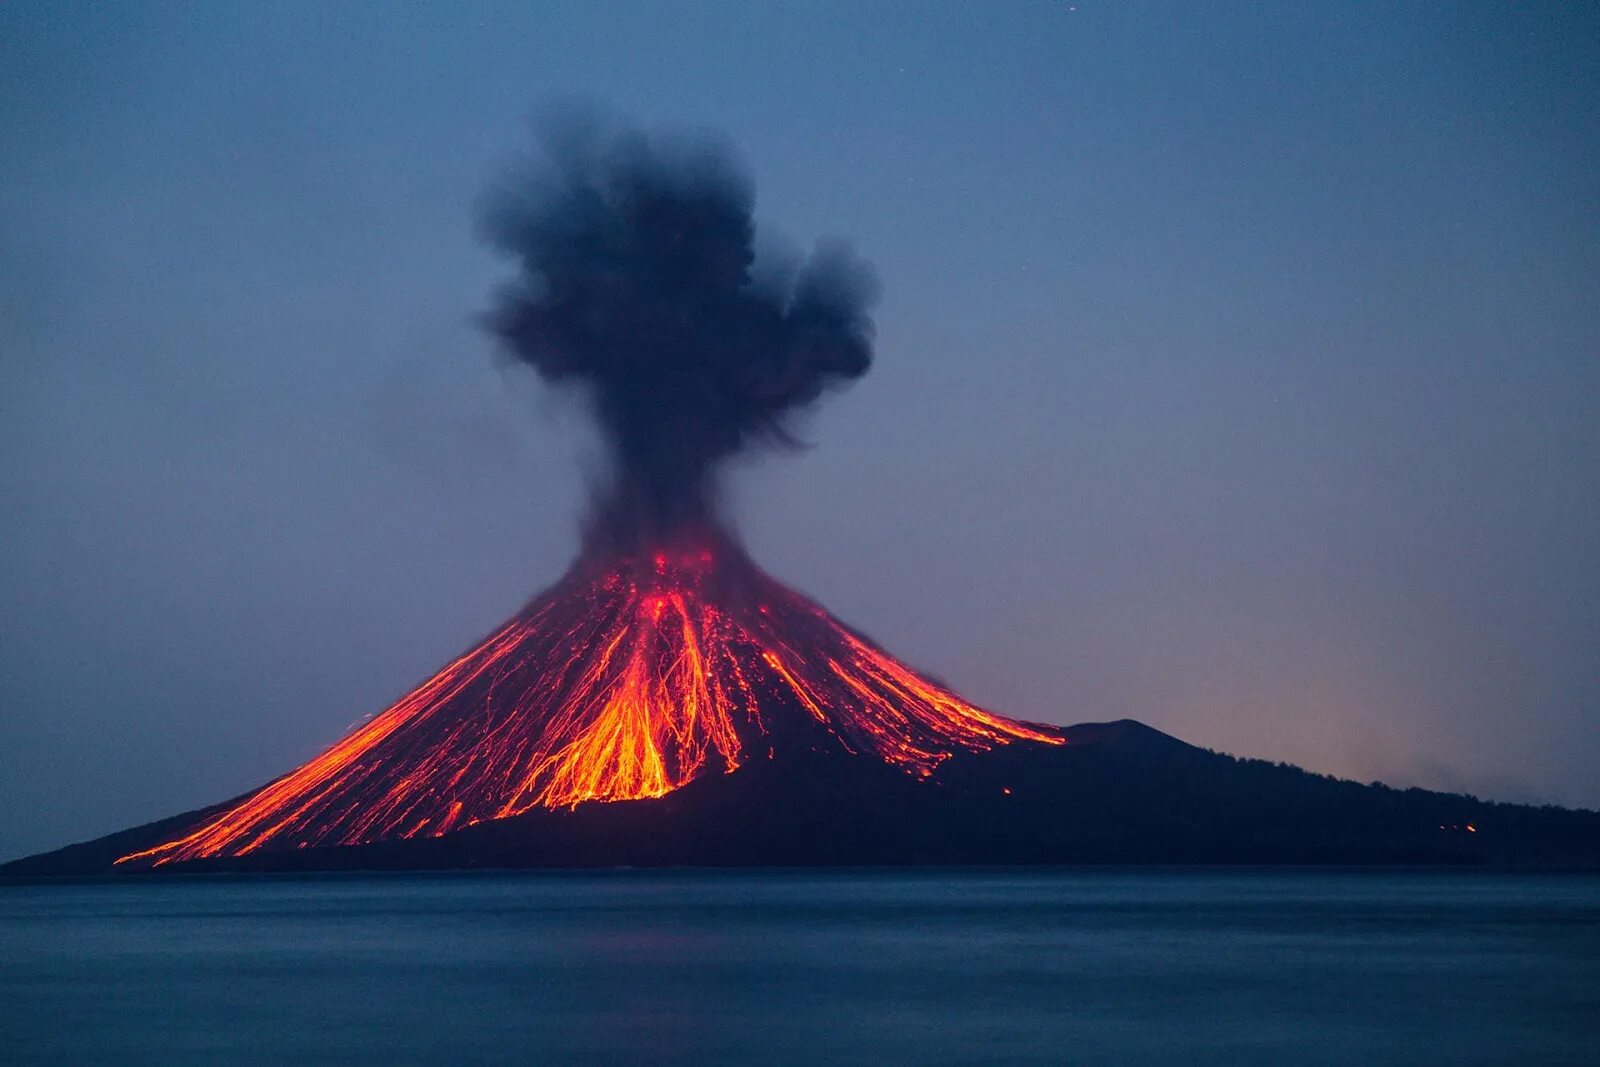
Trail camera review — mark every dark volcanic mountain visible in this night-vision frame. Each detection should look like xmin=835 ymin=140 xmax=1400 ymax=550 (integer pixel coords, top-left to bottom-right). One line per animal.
xmin=9 ymin=118 xmax=1596 ymax=878
xmin=7 ymin=537 xmax=1599 ymax=877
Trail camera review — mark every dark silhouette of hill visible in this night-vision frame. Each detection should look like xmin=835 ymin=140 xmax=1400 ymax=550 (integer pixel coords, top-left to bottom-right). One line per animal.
xmin=7 ymin=721 xmax=1596 ymax=877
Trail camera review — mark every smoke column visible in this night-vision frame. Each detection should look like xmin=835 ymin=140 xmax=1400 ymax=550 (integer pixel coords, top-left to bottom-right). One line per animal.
xmin=481 ymin=111 xmax=880 ymax=547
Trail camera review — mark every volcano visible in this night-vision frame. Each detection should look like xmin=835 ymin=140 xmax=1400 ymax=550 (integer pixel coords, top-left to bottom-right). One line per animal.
xmin=12 ymin=527 xmax=1600 ymax=875
xmin=114 ymin=529 xmax=1060 ymax=869
xmin=9 ymin=113 xmax=1598 ymax=879
xmin=28 ymin=528 xmax=1596 ymax=875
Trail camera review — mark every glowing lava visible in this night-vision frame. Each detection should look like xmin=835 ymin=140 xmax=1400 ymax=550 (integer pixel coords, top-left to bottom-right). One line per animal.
xmin=118 ymin=534 xmax=1060 ymax=867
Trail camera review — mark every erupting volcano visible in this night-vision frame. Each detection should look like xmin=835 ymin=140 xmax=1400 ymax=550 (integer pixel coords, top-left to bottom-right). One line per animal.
xmin=20 ymin=110 xmax=1584 ymax=880
xmin=111 ymin=112 xmax=1063 ymax=869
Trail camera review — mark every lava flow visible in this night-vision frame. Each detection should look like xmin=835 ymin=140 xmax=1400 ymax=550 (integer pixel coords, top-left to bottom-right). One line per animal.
xmin=117 ymin=533 xmax=1060 ymax=867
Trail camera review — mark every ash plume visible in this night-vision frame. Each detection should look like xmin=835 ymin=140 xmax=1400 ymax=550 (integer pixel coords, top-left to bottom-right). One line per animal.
xmin=481 ymin=111 xmax=879 ymax=546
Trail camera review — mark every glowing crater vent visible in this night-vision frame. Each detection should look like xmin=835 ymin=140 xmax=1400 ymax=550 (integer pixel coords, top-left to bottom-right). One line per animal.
xmin=118 ymin=536 xmax=1060 ymax=867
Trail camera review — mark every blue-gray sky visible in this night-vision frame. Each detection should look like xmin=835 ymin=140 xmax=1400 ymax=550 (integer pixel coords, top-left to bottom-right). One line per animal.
xmin=3 ymin=2 xmax=1596 ymax=860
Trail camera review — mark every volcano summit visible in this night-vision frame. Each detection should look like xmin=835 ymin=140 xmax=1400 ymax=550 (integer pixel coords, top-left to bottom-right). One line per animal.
xmin=9 ymin=115 xmax=1597 ymax=877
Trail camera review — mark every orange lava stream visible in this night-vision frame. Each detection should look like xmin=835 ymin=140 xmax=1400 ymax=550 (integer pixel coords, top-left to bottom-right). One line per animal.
xmin=118 ymin=543 xmax=1060 ymax=867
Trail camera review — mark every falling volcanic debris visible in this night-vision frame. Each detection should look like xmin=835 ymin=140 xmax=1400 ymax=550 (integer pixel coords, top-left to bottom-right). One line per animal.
xmin=117 ymin=114 xmax=1061 ymax=869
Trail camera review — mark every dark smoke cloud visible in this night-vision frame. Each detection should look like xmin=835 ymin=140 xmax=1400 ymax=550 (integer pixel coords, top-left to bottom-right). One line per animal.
xmin=481 ymin=111 xmax=879 ymax=546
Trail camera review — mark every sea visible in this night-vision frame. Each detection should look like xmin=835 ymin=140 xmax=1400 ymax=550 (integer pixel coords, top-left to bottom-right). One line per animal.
xmin=2 ymin=869 xmax=1595 ymax=1065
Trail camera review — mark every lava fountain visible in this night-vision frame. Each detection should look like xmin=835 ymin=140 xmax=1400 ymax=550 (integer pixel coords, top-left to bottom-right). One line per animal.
xmin=116 ymin=111 xmax=1062 ymax=868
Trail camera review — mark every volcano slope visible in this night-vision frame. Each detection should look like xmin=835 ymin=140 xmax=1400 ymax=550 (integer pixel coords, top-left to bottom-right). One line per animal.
xmin=8 ymin=541 xmax=1600 ymax=876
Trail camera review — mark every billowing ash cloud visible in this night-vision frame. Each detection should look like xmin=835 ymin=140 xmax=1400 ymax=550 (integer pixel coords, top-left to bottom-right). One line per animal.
xmin=481 ymin=111 xmax=879 ymax=545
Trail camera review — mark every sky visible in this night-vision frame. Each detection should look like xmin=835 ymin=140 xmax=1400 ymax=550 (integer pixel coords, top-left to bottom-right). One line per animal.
xmin=2 ymin=2 xmax=1596 ymax=860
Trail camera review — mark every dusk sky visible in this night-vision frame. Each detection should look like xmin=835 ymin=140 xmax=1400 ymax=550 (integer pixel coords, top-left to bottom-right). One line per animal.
xmin=3 ymin=2 xmax=1596 ymax=860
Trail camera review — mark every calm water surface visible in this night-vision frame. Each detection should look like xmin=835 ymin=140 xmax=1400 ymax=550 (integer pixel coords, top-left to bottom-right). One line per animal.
xmin=2 ymin=869 xmax=1596 ymax=1065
